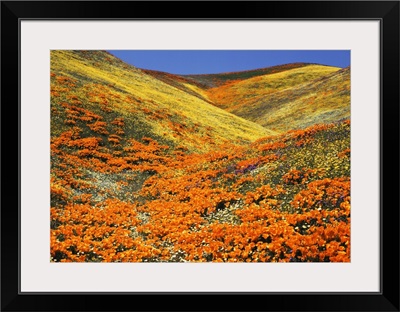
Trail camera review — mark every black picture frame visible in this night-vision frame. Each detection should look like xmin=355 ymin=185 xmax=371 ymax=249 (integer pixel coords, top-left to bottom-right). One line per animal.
xmin=1 ymin=1 xmax=399 ymax=311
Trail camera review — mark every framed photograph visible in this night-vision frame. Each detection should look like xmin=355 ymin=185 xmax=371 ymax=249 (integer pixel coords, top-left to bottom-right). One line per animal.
xmin=2 ymin=1 xmax=399 ymax=311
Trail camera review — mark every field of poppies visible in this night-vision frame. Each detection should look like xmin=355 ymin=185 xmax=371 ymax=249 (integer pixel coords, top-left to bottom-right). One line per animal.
xmin=50 ymin=51 xmax=350 ymax=262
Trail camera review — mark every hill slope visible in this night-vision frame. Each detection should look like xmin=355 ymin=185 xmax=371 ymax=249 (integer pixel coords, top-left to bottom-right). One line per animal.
xmin=202 ymin=64 xmax=342 ymax=111
xmin=183 ymin=62 xmax=312 ymax=88
xmin=51 ymin=50 xmax=276 ymax=154
xmin=146 ymin=63 xmax=350 ymax=132
xmin=231 ymin=67 xmax=350 ymax=132
xmin=141 ymin=69 xmax=212 ymax=104
xmin=51 ymin=118 xmax=351 ymax=263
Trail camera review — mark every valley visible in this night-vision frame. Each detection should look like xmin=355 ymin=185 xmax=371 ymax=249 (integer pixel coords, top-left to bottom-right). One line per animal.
xmin=50 ymin=50 xmax=350 ymax=262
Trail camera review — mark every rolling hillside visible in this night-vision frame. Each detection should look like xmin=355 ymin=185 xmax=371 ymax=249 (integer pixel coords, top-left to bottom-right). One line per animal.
xmin=146 ymin=63 xmax=350 ymax=132
xmin=201 ymin=64 xmax=341 ymax=111
xmin=50 ymin=51 xmax=351 ymax=263
xmin=183 ymin=62 xmax=312 ymax=88
xmin=51 ymin=50 xmax=276 ymax=154
xmin=141 ymin=68 xmax=212 ymax=104
xmin=229 ymin=66 xmax=351 ymax=132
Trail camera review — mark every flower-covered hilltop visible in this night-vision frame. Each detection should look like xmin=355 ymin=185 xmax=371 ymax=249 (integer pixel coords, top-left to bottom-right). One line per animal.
xmin=50 ymin=50 xmax=350 ymax=262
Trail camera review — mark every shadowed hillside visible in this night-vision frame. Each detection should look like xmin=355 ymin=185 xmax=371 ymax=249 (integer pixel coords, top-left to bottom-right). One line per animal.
xmin=184 ymin=62 xmax=312 ymax=88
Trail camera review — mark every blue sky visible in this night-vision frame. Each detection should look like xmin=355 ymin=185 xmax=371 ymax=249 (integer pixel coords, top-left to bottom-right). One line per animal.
xmin=107 ymin=50 xmax=350 ymax=75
